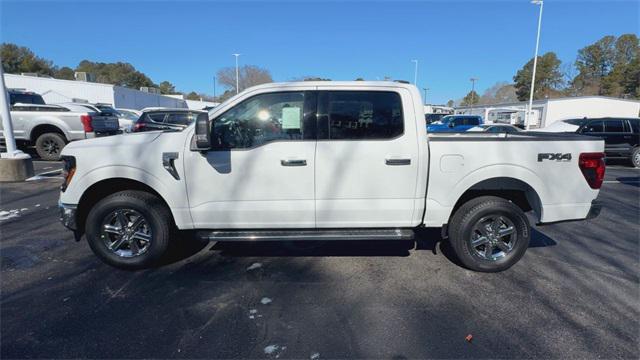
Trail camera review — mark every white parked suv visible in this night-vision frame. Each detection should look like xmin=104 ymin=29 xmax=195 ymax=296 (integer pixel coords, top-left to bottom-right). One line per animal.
xmin=58 ymin=82 xmax=605 ymax=272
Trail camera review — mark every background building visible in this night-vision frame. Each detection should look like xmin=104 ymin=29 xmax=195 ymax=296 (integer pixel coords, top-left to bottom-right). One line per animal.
xmin=165 ymin=94 xmax=219 ymax=110
xmin=5 ymin=74 xmax=187 ymax=109
xmin=455 ymin=96 xmax=640 ymax=128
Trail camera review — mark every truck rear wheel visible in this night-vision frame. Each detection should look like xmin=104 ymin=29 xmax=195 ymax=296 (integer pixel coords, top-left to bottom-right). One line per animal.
xmin=448 ymin=196 xmax=530 ymax=272
xmin=35 ymin=132 xmax=66 ymax=161
xmin=85 ymin=190 xmax=172 ymax=270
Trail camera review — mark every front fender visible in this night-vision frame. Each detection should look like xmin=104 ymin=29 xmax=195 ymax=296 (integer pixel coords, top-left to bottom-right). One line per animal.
xmin=60 ymin=165 xmax=193 ymax=229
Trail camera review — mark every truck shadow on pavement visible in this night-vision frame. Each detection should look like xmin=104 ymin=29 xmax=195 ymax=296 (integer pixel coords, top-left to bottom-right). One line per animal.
xmin=207 ymin=227 xmax=556 ymax=264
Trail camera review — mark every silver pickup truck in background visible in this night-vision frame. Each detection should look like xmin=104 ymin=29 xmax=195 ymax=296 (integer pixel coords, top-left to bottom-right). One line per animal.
xmin=0 ymin=89 xmax=120 ymax=160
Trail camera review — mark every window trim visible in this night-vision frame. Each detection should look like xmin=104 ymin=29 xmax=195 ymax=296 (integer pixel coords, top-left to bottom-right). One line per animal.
xmin=316 ymin=90 xmax=405 ymax=142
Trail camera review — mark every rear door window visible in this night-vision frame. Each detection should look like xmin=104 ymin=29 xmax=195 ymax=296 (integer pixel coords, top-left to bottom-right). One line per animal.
xmin=605 ymin=119 xmax=625 ymax=132
xmin=321 ymin=91 xmax=403 ymax=140
xmin=464 ymin=117 xmax=480 ymax=126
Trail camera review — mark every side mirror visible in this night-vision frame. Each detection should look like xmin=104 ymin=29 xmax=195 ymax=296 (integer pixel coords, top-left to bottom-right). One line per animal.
xmin=193 ymin=113 xmax=211 ymax=150
xmin=448 ymin=122 xmax=455 ymax=128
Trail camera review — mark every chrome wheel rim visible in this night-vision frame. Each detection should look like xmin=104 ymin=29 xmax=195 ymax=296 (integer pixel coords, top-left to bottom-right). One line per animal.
xmin=469 ymin=215 xmax=517 ymax=261
xmin=634 ymin=152 xmax=640 ymax=166
xmin=100 ymin=209 xmax=152 ymax=258
xmin=43 ymin=139 xmax=60 ymax=155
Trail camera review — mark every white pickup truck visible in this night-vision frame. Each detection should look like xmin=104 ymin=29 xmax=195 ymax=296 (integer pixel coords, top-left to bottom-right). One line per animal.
xmin=0 ymin=90 xmax=120 ymax=160
xmin=58 ymin=81 xmax=605 ymax=272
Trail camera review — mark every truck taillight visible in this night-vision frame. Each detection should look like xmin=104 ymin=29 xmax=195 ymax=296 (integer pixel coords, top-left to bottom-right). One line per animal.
xmin=60 ymin=156 xmax=76 ymax=192
xmin=80 ymin=115 xmax=93 ymax=132
xmin=579 ymin=152 xmax=605 ymax=189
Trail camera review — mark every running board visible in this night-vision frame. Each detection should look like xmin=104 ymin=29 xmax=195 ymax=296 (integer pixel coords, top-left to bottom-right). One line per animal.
xmin=197 ymin=228 xmax=415 ymax=241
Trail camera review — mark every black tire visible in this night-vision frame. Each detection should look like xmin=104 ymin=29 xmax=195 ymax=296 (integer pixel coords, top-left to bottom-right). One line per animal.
xmin=448 ymin=196 xmax=530 ymax=272
xmin=85 ymin=190 xmax=173 ymax=270
xmin=35 ymin=132 xmax=66 ymax=161
xmin=631 ymin=147 xmax=640 ymax=168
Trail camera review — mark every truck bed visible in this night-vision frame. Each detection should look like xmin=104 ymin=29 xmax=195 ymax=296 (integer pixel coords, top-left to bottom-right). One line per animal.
xmin=424 ymin=131 xmax=604 ymax=226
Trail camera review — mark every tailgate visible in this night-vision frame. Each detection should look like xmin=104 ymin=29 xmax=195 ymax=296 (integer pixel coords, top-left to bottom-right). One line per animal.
xmin=91 ymin=114 xmax=120 ymax=132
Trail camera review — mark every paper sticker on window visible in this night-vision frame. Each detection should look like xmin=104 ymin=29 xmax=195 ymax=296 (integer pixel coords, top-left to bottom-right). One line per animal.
xmin=282 ymin=107 xmax=301 ymax=129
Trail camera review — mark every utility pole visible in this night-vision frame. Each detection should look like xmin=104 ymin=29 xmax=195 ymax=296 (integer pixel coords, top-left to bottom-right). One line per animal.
xmin=527 ymin=0 xmax=544 ymax=130
xmin=469 ymin=77 xmax=479 ymax=114
xmin=232 ymin=53 xmax=241 ymax=94
xmin=422 ymin=87 xmax=429 ymax=104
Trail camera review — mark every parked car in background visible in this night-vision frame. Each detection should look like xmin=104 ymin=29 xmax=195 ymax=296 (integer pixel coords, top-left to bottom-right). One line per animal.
xmin=131 ymin=108 xmax=204 ymax=132
xmin=114 ymin=108 xmax=142 ymax=131
xmin=425 ymin=113 xmax=446 ymax=124
xmin=539 ymin=117 xmax=640 ymax=168
xmin=427 ymin=115 xmax=483 ymax=132
xmin=467 ymin=124 xmax=522 ymax=134
xmin=0 ymin=91 xmax=120 ymax=160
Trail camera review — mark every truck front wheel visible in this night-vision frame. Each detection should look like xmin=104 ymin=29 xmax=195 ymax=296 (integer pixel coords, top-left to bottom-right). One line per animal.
xmin=448 ymin=196 xmax=530 ymax=272
xmin=85 ymin=190 xmax=172 ymax=270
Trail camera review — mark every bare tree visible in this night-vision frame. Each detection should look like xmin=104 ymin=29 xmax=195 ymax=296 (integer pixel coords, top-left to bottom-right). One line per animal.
xmin=217 ymin=65 xmax=273 ymax=93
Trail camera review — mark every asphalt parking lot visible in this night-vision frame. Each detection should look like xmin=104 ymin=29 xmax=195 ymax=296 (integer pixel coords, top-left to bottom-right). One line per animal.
xmin=1 ymin=160 xmax=638 ymax=359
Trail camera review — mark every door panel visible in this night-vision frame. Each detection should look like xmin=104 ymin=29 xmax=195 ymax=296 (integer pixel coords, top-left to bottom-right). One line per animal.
xmin=185 ymin=142 xmax=316 ymax=228
xmin=314 ymin=88 xmax=419 ymax=227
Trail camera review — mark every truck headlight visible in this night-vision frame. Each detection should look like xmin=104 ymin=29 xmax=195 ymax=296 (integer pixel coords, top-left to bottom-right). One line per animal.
xmin=60 ymin=156 xmax=76 ymax=192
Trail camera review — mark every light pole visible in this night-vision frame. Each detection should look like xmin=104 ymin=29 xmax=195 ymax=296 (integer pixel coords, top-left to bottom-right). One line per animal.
xmin=232 ymin=53 xmax=241 ymax=94
xmin=411 ymin=59 xmax=418 ymax=86
xmin=0 ymin=64 xmax=18 ymax=157
xmin=213 ymin=76 xmax=216 ymax=101
xmin=527 ymin=0 xmax=544 ymax=130
xmin=422 ymin=87 xmax=429 ymax=104
xmin=470 ymin=77 xmax=478 ymax=114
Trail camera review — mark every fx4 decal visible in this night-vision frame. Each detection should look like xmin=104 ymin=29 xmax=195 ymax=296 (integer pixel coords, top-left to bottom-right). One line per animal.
xmin=538 ymin=153 xmax=572 ymax=162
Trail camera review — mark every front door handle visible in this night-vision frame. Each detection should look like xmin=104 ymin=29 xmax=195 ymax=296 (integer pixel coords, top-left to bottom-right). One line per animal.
xmin=385 ymin=158 xmax=411 ymax=166
xmin=281 ymin=159 xmax=307 ymax=166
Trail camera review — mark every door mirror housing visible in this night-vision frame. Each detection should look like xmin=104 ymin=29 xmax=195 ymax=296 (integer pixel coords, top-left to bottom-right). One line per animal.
xmin=448 ymin=121 xmax=455 ymax=128
xmin=192 ymin=113 xmax=211 ymax=150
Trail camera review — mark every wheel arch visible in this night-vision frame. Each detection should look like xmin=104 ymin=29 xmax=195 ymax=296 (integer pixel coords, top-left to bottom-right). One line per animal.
xmin=29 ymin=123 xmax=68 ymax=142
xmin=75 ymin=178 xmax=176 ymax=236
xmin=450 ymin=177 xmax=543 ymax=223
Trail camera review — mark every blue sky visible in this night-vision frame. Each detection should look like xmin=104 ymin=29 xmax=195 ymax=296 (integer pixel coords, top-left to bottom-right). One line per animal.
xmin=1 ymin=0 xmax=638 ymax=104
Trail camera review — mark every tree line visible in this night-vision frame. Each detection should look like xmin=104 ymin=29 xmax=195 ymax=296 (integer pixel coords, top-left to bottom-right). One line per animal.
xmin=458 ymin=33 xmax=639 ymax=106
xmin=0 ymin=43 xmax=273 ymax=102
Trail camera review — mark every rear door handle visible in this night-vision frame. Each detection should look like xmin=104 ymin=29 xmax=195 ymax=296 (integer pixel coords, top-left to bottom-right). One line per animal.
xmin=281 ymin=159 xmax=307 ymax=166
xmin=385 ymin=158 xmax=411 ymax=166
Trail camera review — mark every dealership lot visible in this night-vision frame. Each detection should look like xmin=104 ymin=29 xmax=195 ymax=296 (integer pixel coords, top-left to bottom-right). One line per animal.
xmin=1 ymin=162 xmax=638 ymax=358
